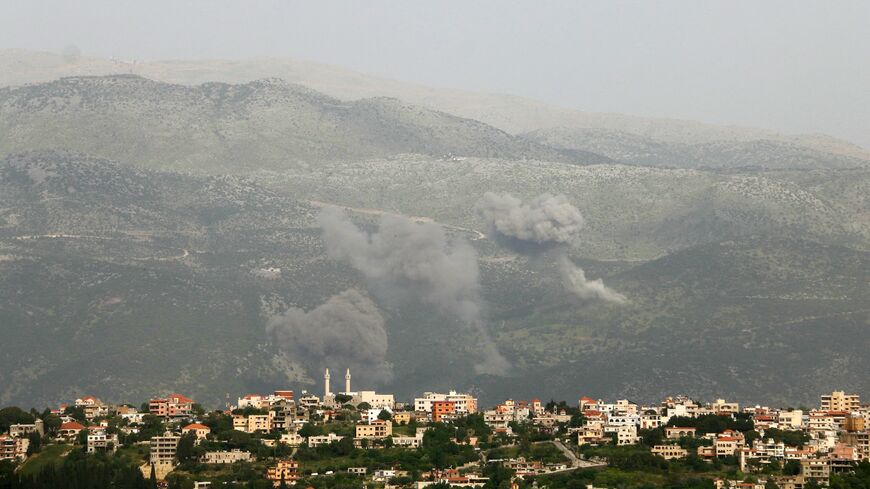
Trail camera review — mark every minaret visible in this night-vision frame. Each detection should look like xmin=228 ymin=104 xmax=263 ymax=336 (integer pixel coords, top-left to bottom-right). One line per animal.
xmin=345 ymin=368 xmax=351 ymax=394
xmin=324 ymin=368 xmax=331 ymax=398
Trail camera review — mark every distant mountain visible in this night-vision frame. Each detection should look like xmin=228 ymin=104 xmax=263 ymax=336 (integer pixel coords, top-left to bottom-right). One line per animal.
xmin=2 ymin=48 xmax=868 ymax=164
xmin=0 ymin=75 xmax=604 ymax=173
xmin=523 ymin=127 xmax=869 ymax=170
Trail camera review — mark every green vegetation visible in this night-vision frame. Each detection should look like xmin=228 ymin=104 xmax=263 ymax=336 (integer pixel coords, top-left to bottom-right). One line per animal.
xmin=1 ymin=450 xmax=151 ymax=489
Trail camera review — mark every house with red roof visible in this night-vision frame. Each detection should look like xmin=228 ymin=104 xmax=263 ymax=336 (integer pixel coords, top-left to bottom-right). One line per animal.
xmin=58 ymin=421 xmax=86 ymax=440
xmin=182 ymin=423 xmax=211 ymax=440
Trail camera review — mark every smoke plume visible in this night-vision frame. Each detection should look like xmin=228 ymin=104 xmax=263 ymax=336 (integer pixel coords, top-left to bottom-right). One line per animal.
xmin=476 ymin=192 xmax=585 ymax=247
xmin=318 ymin=207 xmax=510 ymax=375
xmin=477 ymin=192 xmax=626 ymax=304
xmin=266 ymin=289 xmax=393 ymax=382
xmin=558 ymin=256 xmax=627 ymax=304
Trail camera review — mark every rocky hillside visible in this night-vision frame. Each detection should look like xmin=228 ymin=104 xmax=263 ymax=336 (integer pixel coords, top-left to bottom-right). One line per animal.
xmin=3 ymin=48 xmax=868 ymax=162
xmin=0 ymin=75 xmax=603 ymax=174
xmin=523 ymin=127 xmax=870 ymax=170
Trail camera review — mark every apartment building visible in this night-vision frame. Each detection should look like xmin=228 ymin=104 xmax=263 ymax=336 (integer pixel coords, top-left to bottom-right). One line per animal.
xmin=149 ymin=394 xmax=194 ymax=418
xmin=415 ymin=391 xmax=477 ymax=414
xmin=356 ymin=420 xmax=392 ymax=440
xmin=820 ymin=391 xmax=861 ymax=412
xmin=150 ymin=432 xmax=181 ymax=464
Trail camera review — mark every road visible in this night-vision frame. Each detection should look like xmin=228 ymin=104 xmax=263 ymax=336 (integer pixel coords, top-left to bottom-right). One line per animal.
xmin=538 ymin=440 xmax=608 ymax=471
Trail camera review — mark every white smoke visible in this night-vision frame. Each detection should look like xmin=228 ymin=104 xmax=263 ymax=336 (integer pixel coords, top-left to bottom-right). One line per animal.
xmin=318 ymin=207 xmax=510 ymax=375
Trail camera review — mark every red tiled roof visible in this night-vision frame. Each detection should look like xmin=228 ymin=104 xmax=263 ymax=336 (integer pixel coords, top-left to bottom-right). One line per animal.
xmin=183 ymin=423 xmax=209 ymax=430
xmin=60 ymin=421 xmax=85 ymax=431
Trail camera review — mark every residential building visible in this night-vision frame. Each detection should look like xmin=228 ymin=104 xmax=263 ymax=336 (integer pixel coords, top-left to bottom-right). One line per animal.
xmin=432 ymin=401 xmax=456 ymax=422
xmin=415 ymin=391 xmax=477 ymax=414
xmin=203 ymin=450 xmax=252 ymax=464
xmin=820 ymin=392 xmax=861 ymax=412
xmin=150 ymin=432 xmax=181 ymax=464
xmin=149 ymin=394 xmax=194 ymax=419
xmin=308 ymin=433 xmax=344 ymax=447
xmin=666 ymin=426 xmax=697 ymax=439
xmin=58 ymin=421 xmax=86 ymax=440
xmin=182 ymin=423 xmax=211 ymax=440
xmin=86 ymin=433 xmax=118 ymax=454
xmin=652 ymin=445 xmax=688 ymax=460
xmin=266 ymin=459 xmax=299 ymax=486
xmin=0 ymin=435 xmax=29 ymax=462
xmin=356 ymin=420 xmax=392 ymax=440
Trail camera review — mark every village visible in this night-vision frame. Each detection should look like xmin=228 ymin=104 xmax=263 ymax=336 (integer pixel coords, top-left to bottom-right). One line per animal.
xmin=1 ymin=371 xmax=868 ymax=489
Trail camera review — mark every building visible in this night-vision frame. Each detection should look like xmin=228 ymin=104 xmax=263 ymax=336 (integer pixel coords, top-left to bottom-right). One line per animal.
xmin=74 ymin=396 xmax=109 ymax=420
xmin=233 ymin=414 xmax=272 ymax=434
xmin=86 ymin=433 xmax=118 ymax=454
xmin=652 ymin=445 xmax=688 ymax=460
xmin=393 ymin=412 xmax=413 ymax=425
xmin=666 ymin=426 xmax=697 ymax=439
xmin=279 ymin=432 xmax=304 ymax=447
xmin=266 ymin=460 xmax=299 ymax=487
xmin=182 ymin=423 xmax=211 ymax=440
xmin=0 ymin=435 xmax=29 ymax=462
xmin=9 ymin=420 xmax=44 ymax=438
xmin=820 ymin=391 xmax=861 ymax=412
xmin=432 ymin=401 xmax=456 ymax=422
xmin=308 ymin=433 xmax=344 ymax=447
xmin=203 ymin=450 xmax=252 ymax=464
xmin=58 ymin=421 xmax=86 ymax=440
xmin=149 ymin=394 xmax=194 ymax=418
xmin=348 ymin=391 xmax=395 ymax=410
xmin=356 ymin=420 xmax=393 ymax=440
xmin=150 ymin=432 xmax=181 ymax=464
xmin=415 ymin=391 xmax=477 ymax=414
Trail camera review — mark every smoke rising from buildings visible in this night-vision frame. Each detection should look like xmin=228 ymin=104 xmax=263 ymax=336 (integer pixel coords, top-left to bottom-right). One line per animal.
xmin=477 ymin=192 xmax=626 ymax=303
xmin=317 ymin=207 xmax=510 ymax=375
xmin=266 ymin=288 xmax=393 ymax=383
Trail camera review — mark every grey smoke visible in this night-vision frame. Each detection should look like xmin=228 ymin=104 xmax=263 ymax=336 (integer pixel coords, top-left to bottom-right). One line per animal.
xmin=476 ymin=192 xmax=585 ymax=246
xmin=558 ymin=256 xmax=627 ymax=304
xmin=317 ymin=207 xmax=510 ymax=375
xmin=266 ymin=289 xmax=393 ymax=383
xmin=477 ymin=192 xmax=626 ymax=304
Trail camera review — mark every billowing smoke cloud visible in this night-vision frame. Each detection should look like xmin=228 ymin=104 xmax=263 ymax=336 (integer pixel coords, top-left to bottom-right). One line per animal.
xmin=266 ymin=289 xmax=393 ymax=383
xmin=318 ymin=207 xmax=510 ymax=375
xmin=477 ymin=192 xmax=626 ymax=304
xmin=476 ymin=192 xmax=585 ymax=247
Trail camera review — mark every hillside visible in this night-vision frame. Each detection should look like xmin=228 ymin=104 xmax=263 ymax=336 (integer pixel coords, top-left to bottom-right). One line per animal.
xmin=523 ymin=127 xmax=870 ymax=170
xmin=1 ymin=48 xmax=868 ymax=164
xmin=0 ymin=75 xmax=602 ymax=174
xmin=1 ymin=152 xmax=868 ymax=408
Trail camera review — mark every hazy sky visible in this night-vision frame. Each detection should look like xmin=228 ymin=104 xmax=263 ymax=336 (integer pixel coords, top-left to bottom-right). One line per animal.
xmin=2 ymin=0 xmax=868 ymax=146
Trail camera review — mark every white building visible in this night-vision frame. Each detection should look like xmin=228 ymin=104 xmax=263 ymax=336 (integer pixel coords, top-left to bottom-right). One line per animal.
xmin=415 ymin=391 xmax=477 ymax=414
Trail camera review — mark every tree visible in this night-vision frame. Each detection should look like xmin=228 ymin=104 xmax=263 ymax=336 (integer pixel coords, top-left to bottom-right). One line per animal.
xmin=335 ymin=394 xmax=353 ymax=405
xmin=377 ymin=409 xmax=392 ymax=421
xmin=176 ymin=433 xmax=197 ymax=464
xmin=765 ymin=479 xmax=780 ymax=489
xmin=0 ymin=407 xmax=36 ymax=432
xmin=26 ymin=431 xmax=42 ymax=456
xmin=77 ymin=428 xmax=90 ymax=447
xmin=357 ymin=402 xmax=372 ymax=411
